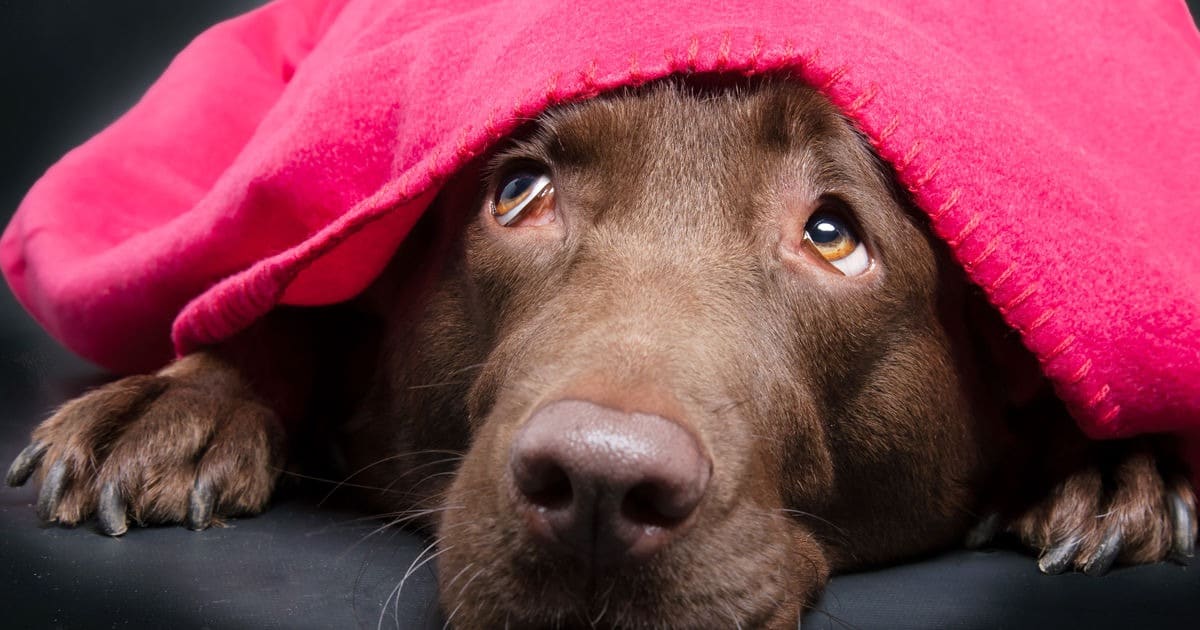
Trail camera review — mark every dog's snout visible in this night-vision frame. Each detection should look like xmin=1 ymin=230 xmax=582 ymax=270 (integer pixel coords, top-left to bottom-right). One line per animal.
xmin=509 ymin=399 xmax=711 ymax=562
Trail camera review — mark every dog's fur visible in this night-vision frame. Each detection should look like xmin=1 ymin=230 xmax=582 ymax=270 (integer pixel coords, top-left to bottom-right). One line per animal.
xmin=8 ymin=80 xmax=1196 ymax=628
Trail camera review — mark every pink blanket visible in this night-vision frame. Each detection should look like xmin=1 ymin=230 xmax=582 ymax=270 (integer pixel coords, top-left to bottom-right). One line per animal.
xmin=3 ymin=0 xmax=1199 ymax=458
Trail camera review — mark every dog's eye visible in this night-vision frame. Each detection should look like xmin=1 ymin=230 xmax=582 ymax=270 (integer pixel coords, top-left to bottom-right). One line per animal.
xmin=802 ymin=207 xmax=870 ymax=276
xmin=493 ymin=171 xmax=556 ymax=227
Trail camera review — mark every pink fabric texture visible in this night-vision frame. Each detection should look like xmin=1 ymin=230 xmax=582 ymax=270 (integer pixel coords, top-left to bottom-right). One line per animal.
xmin=3 ymin=0 xmax=1200 ymax=461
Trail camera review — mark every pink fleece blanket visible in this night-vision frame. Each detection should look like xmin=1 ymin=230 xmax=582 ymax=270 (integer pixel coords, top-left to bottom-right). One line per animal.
xmin=3 ymin=0 xmax=1199 ymax=459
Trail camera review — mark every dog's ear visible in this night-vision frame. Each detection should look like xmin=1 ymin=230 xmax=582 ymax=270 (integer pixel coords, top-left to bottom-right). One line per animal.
xmin=965 ymin=286 xmax=1048 ymax=409
xmin=357 ymin=161 xmax=485 ymax=316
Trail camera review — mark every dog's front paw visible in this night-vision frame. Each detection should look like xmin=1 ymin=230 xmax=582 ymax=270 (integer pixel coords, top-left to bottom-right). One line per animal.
xmin=980 ymin=438 xmax=1196 ymax=575
xmin=6 ymin=353 xmax=284 ymax=535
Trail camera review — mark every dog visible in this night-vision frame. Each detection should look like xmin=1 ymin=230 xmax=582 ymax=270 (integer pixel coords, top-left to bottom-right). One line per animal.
xmin=7 ymin=80 xmax=1197 ymax=628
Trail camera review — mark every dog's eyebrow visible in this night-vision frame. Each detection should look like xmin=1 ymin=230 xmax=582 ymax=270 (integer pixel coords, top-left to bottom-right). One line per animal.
xmin=530 ymin=100 xmax=636 ymax=168
xmin=484 ymin=115 xmax=597 ymax=177
xmin=754 ymin=87 xmax=847 ymax=154
xmin=750 ymin=85 xmax=897 ymax=197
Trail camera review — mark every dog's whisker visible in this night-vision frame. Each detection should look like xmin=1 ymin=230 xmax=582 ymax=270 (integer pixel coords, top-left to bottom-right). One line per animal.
xmin=378 ymin=541 xmax=454 ymax=630
xmin=588 ymin=582 xmax=613 ymax=628
xmin=408 ymin=379 xmax=472 ymax=391
xmin=722 ymin=601 xmax=744 ymax=630
xmin=373 ymin=506 xmax=464 ymax=538
xmin=406 ymin=470 xmax=461 ymax=491
xmin=444 ymin=566 xmax=486 ymax=629
xmin=407 ymin=363 xmax=488 ymax=391
xmin=439 ymin=561 xmax=476 ymax=630
xmin=777 ymin=508 xmax=852 ymax=540
xmin=332 ymin=506 xmax=463 ymax=561
xmin=381 ymin=457 xmax=464 ymax=494
xmin=441 ymin=560 xmax=476 ymax=595
xmin=276 ymin=468 xmax=401 ymax=494
xmin=747 ymin=431 xmax=789 ymax=449
xmin=449 ymin=362 xmax=489 ymax=375
xmin=314 ymin=449 xmax=464 ymax=506
xmin=710 ymin=398 xmax=752 ymax=417
xmin=801 ymin=600 xmax=860 ymax=630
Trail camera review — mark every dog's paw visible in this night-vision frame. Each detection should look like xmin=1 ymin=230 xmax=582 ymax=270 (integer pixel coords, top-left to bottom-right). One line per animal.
xmin=6 ymin=353 xmax=284 ymax=536
xmin=972 ymin=438 xmax=1196 ymax=575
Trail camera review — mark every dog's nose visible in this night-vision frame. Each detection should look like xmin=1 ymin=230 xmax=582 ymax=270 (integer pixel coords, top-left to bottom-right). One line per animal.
xmin=509 ymin=399 xmax=711 ymax=562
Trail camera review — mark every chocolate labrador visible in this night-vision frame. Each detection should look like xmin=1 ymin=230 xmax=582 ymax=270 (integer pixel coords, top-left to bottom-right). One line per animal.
xmin=7 ymin=80 xmax=1197 ymax=628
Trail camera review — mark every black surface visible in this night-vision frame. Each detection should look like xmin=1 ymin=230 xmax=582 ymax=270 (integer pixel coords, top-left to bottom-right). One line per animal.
xmin=3 ymin=2 xmax=1200 ymax=628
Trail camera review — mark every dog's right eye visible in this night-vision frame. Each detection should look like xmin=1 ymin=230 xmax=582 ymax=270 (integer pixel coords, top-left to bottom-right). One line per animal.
xmin=493 ymin=171 xmax=557 ymax=227
xmin=795 ymin=198 xmax=873 ymax=277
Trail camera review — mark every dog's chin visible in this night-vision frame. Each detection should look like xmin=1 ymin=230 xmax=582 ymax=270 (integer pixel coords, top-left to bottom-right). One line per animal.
xmin=435 ymin=495 xmax=825 ymax=629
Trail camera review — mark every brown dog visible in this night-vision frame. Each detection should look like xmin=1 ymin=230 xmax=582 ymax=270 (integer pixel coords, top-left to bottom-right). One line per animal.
xmin=7 ymin=80 xmax=1197 ymax=628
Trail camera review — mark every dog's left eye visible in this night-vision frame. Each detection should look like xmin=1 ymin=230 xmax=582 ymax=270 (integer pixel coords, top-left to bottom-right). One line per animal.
xmin=802 ymin=208 xmax=871 ymax=276
xmin=493 ymin=171 xmax=556 ymax=227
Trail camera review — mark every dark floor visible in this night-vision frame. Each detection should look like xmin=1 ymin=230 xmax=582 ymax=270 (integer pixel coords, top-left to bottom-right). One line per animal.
xmin=2 ymin=2 xmax=1199 ymax=628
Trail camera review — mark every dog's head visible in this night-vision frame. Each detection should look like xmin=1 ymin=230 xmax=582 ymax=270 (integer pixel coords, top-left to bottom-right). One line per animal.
xmin=350 ymin=80 xmax=1006 ymax=628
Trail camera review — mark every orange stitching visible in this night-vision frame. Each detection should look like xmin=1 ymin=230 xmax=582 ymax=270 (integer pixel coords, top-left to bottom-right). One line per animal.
xmin=750 ymin=34 xmax=764 ymax=67
xmin=930 ymin=188 xmax=961 ymax=221
xmin=1027 ymin=308 xmax=1056 ymax=332
xmin=454 ymin=124 xmax=473 ymax=159
xmin=846 ymin=84 xmax=878 ymax=115
xmin=1099 ymin=404 xmax=1121 ymax=425
xmin=717 ymin=32 xmax=732 ymax=69
xmin=1087 ymin=384 xmax=1111 ymax=408
xmin=801 ymin=46 xmax=818 ymax=68
xmin=664 ymin=48 xmax=679 ymax=71
xmin=583 ymin=59 xmax=599 ymax=91
xmin=821 ymin=65 xmax=848 ymax=90
xmin=628 ymin=52 xmax=642 ymax=84
xmin=428 ymin=145 xmax=447 ymax=177
xmin=990 ymin=263 xmax=1018 ymax=291
xmin=914 ymin=158 xmax=941 ymax=189
xmin=1068 ymin=358 xmax=1093 ymax=383
xmin=965 ymin=238 xmax=999 ymax=272
xmin=782 ymin=41 xmax=799 ymax=69
xmin=545 ymin=72 xmax=561 ymax=100
xmin=1044 ymin=334 xmax=1076 ymax=361
xmin=898 ymin=140 xmax=924 ymax=172
xmin=483 ymin=109 xmax=501 ymax=140
xmin=950 ymin=213 xmax=982 ymax=246
xmin=878 ymin=115 xmax=901 ymax=143
xmin=687 ymin=37 xmax=700 ymax=69
xmin=513 ymin=84 xmax=542 ymax=121
xmin=1003 ymin=283 xmax=1037 ymax=312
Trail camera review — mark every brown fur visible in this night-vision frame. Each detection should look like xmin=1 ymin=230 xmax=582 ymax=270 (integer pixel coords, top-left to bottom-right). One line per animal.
xmin=8 ymin=80 xmax=1195 ymax=628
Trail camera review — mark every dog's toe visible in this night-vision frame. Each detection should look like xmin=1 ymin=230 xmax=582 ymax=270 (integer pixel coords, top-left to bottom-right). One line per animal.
xmin=6 ymin=441 xmax=47 ymax=488
xmin=1080 ymin=527 xmax=1122 ymax=576
xmin=97 ymin=482 xmax=129 ymax=537
xmin=1167 ymin=483 xmax=1196 ymax=563
xmin=34 ymin=459 xmax=69 ymax=523
xmin=1010 ymin=437 xmax=1196 ymax=574
xmin=1037 ymin=537 xmax=1081 ymax=574
xmin=187 ymin=480 xmax=216 ymax=531
xmin=12 ymin=353 xmax=284 ymax=534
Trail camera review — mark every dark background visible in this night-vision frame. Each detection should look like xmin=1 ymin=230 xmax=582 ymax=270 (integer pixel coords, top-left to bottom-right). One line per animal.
xmin=1 ymin=2 xmax=1198 ymax=629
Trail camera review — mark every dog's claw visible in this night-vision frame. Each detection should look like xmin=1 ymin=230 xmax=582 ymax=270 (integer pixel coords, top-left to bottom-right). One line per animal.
xmin=97 ymin=482 xmax=128 ymax=536
xmin=1082 ymin=527 xmax=1122 ymax=576
xmin=187 ymin=481 xmax=215 ymax=531
xmin=1168 ymin=491 xmax=1195 ymax=563
xmin=6 ymin=441 xmax=47 ymax=487
xmin=35 ymin=460 xmax=67 ymax=522
xmin=965 ymin=512 xmax=1001 ymax=549
xmin=1037 ymin=538 xmax=1080 ymax=575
